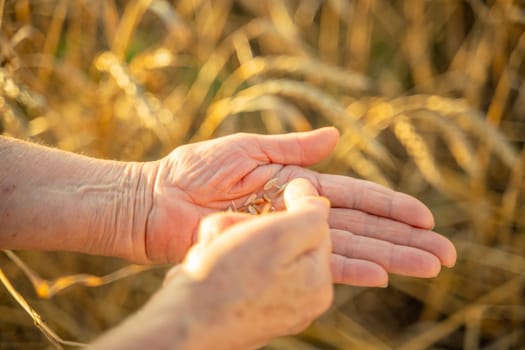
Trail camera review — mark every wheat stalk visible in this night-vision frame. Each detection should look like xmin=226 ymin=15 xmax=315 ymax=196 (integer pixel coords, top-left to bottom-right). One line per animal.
xmin=215 ymin=55 xmax=370 ymax=100
xmin=0 ymin=96 xmax=26 ymax=137
xmin=4 ymin=250 xmax=156 ymax=299
xmin=1 ymin=1 xmax=525 ymax=348
xmin=359 ymin=101 xmax=480 ymax=177
xmin=0 ymin=265 xmax=87 ymax=349
xmin=232 ymin=79 xmax=392 ymax=164
xmin=0 ymin=68 xmax=45 ymax=112
xmin=94 ymin=52 xmax=174 ymax=146
xmin=171 ymin=17 xmax=310 ymax=141
xmin=397 ymin=275 xmax=525 ymax=350
xmin=384 ymin=95 xmax=518 ymax=168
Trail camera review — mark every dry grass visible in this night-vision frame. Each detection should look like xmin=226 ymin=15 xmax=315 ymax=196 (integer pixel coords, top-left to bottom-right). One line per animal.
xmin=1 ymin=0 xmax=525 ymax=349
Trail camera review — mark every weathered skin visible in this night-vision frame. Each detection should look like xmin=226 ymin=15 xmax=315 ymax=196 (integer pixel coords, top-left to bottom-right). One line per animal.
xmin=92 ymin=179 xmax=333 ymax=350
xmin=0 ymin=128 xmax=456 ymax=288
xmin=143 ymin=128 xmax=456 ymax=286
xmin=0 ymin=129 xmax=457 ymax=348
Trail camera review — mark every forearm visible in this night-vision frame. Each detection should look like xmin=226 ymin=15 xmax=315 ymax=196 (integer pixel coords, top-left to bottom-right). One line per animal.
xmin=91 ymin=271 xmax=263 ymax=350
xmin=90 ymin=300 xmax=199 ymax=350
xmin=0 ymin=136 xmax=156 ymax=260
xmin=91 ymin=276 xmax=230 ymax=350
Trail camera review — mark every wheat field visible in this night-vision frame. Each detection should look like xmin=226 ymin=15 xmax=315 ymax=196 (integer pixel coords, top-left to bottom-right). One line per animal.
xmin=1 ymin=0 xmax=525 ymax=349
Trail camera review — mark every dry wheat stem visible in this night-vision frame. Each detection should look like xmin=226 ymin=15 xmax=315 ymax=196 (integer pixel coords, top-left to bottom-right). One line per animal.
xmin=173 ymin=18 xmax=290 ymax=140
xmin=234 ymin=79 xmax=392 ymax=164
xmin=112 ymin=0 xmax=154 ymax=58
xmin=4 ymin=250 xmax=156 ymax=299
xmin=0 ymin=265 xmax=87 ymax=348
xmin=215 ymin=55 xmax=370 ymax=100
xmin=95 ymin=52 xmax=173 ymax=146
xmin=302 ymin=311 xmax=391 ymax=350
xmin=486 ymin=31 xmax=525 ymax=126
xmin=0 ymin=96 xmax=26 ymax=137
xmin=0 ymin=0 xmax=4 ymax=31
xmin=392 ymin=95 xmax=517 ymax=167
xmin=359 ymin=105 xmax=479 ymax=176
xmin=332 ymin=146 xmax=392 ymax=188
xmin=1 ymin=1 xmax=524 ymax=347
xmin=393 ymin=116 xmax=450 ymax=191
xmin=455 ymin=240 xmax=525 ymax=276
xmin=498 ymin=148 xmax=525 ymax=243
xmin=191 ymin=95 xmax=311 ymax=142
xmin=397 ymin=275 xmax=525 ymax=350
xmin=37 ymin=0 xmax=68 ymax=86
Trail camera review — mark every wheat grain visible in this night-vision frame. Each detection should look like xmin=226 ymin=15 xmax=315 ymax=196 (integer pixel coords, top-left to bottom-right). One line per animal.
xmin=243 ymin=193 xmax=257 ymax=206
xmin=264 ymin=178 xmax=279 ymax=191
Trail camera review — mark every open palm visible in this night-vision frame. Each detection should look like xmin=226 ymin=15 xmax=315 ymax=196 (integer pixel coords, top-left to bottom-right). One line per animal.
xmin=144 ymin=127 xmax=456 ymax=287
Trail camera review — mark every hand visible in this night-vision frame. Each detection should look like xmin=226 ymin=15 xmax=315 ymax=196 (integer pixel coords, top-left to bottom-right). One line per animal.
xmin=140 ymin=127 xmax=456 ymax=287
xmin=92 ymin=179 xmax=333 ymax=350
xmin=182 ymin=178 xmax=333 ymax=349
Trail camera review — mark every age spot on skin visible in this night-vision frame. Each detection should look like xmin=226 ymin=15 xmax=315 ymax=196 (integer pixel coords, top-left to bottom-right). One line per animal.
xmin=2 ymin=184 xmax=16 ymax=195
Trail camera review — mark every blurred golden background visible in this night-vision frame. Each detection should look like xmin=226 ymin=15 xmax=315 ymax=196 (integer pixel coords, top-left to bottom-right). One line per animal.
xmin=1 ymin=0 xmax=525 ymax=349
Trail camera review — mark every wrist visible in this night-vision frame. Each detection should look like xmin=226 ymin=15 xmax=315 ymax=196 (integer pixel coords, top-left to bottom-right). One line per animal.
xmin=107 ymin=160 xmax=159 ymax=263
xmin=142 ymin=155 xmax=199 ymax=264
xmin=90 ymin=269 xmax=226 ymax=350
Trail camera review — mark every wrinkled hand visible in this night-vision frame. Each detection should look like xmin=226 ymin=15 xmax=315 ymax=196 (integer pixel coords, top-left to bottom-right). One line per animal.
xmin=142 ymin=127 xmax=456 ymax=287
xmin=92 ymin=178 xmax=332 ymax=350
xmin=161 ymin=178 xmax=332 ymax=350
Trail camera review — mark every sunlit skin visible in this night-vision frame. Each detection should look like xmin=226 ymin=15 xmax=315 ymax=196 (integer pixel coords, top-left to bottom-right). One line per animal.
xmin=144 ymin=127 xmax=456 ymax=286
xmin=0 ymin=128 xmax=456 ymax=289
xmin=93 ymin=179 xmax=334 ymax=350
xmin=1 ymin=129 xmax=457 ymax=348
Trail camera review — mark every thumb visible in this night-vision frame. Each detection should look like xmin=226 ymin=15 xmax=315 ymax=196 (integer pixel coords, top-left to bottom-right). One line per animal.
xmin=284 ymin=178 xmax=330 ymax=216
xmin=197 ymin=212 xmax=253 ymax=245
xmin=251 ymin=127 xmax=339 ymax=165
xmin=178 ymin=212 xmax=253 ymax=282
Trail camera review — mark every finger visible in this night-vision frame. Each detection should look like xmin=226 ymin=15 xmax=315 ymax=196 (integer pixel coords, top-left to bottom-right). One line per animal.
xmin=198 ymin=212 xmax=253 ymax=244
xmin=272 ymin=206 xmax=330 ymax=258
xmin=331 ymin=229 xmax=441 ymax=277
xmin=198 ymin=206 xmax=330 ymax=264
xmin=312 ymin=172 xmax=435 ymax=229
xmin=248 ymin=127 xmax=339 ymax=166
xmin=329 ymin=208 xmax=457 ymax=267
xmin=284 ymin=177 xmax=319 ymax=199
xmin=283 ymin=178 xmax=331 ymax=212
xmin=330 ymin=254 xmax=388 ymax=287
